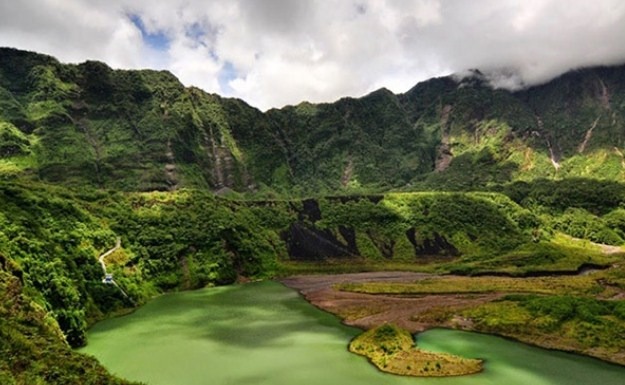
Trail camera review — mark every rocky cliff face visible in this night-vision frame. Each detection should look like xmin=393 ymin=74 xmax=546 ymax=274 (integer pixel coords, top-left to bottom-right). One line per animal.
xmin=2 ymin=47 xmax=625 ymax=193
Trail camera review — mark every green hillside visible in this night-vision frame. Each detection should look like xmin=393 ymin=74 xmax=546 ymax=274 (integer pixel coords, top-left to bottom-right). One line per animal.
xmin=3 ymin=48 xmax=625 ymax=193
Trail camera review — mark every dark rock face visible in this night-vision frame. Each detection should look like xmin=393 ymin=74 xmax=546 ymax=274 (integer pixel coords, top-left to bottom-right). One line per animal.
xmin=282 ymin=222 xmax=357 ymax=260
xmin=407 ymin=229 xmax=460 ymax=257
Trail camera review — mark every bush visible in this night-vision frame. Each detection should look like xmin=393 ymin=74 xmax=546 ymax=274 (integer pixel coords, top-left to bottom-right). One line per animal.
xmin=552 ymin=208 xmax=623 ymax=245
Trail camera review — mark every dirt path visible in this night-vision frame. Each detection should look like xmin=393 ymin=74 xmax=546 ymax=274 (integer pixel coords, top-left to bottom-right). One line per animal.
xmin=281 ymin=272 xmax=500 ymax=332
xmin=98 ymin=237 xmax=121 ymax=275
xmin=97 ymin=237 xmax=133 ymax=302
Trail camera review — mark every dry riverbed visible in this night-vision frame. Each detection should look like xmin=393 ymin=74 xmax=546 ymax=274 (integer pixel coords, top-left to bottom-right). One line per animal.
xmin=281 ymin=272 xmax=500 ymax=333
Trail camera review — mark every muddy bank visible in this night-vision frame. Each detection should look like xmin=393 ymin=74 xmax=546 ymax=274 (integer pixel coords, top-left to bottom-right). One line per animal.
xmin=281 ymin=272 xmax=500 ymax=332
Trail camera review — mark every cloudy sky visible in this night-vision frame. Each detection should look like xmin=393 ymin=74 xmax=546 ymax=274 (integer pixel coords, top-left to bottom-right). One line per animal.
xmin=1 ymin=0 xmax=625 ymax=110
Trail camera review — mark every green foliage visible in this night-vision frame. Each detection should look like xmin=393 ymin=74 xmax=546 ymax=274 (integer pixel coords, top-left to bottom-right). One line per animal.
xmin=0 ymin=122 xmax=30 ymax=158
xmin=504 ymin=179 xmax=625 ymax=215
xmin=551 ymin=208 xmax=623 ymax=245
xmin=349 ymin=324 xmax=482 ymax=377
xmin=520 ymin=295 xmax=613 ymax=324
xmin=339 ymin=274 xmax=602 ymax=297
xmin=465 ymin=296 xmax=625 ymax=352
xmin=449 ymin=233 xmax=617 ymax=275
xmin=0 ymin=264 xmax=139 ymax=384
xmin=0 ymin=86 xmax=28 ymax=127
xmin=615 ymin=302 xmax=625 ymax=320
xmin=104 ymin=191 xmax=285 ymax=287
xmin=603 ymin=208 xmax=625 ymax=239
xmin=315 ymin=193 xmax=529 ymax=260
xmin=0 ymin=190 xmax=121 ymax=345
xmin=0 ymin=183 xmax=296 ymax=352
xmin=3 ymin=48 xmax=625 ymax=192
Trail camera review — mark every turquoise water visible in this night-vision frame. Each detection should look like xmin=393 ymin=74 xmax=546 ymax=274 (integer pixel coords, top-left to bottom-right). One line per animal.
xmin=80 ymin=281 xmax=625 ymax=384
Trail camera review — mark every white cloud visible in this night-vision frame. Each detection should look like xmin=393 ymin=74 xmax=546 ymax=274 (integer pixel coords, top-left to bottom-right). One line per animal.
xmin=1 ymin=0 xmax=625 ymax=110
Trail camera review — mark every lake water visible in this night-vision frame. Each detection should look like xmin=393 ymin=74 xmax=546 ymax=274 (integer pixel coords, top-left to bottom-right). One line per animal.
xmin=79 ymin=281 xmax=625 ymax=385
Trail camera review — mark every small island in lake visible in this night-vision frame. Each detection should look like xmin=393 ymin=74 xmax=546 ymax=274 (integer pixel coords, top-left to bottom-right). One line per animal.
xmin=349 ymin=324 xmax=483 ymax=377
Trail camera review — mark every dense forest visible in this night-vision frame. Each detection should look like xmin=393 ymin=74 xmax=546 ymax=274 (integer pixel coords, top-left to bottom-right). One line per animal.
xmin=2 ymin=48 xmax=625 ymax=383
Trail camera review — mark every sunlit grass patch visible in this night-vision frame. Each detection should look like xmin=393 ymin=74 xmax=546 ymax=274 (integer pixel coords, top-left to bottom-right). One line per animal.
xmin=337 ymin=275 xmax=602 ymax=296
xmin=459 ymin=296 xmax=625 ymax=360
xmin=276 ymin=259 xmax=439 ymax=276
xmin=349 ymin=324 xmax=483 ymax=377
xmin=441 ymin=233 xmax=621 ymax=276
xmin=0 ymin=155 xmax=36 ymax=175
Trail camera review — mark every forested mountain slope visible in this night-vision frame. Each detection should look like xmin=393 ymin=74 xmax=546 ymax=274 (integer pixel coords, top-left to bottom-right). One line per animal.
xmin=3 ymin=48 xmax=625 ymax=193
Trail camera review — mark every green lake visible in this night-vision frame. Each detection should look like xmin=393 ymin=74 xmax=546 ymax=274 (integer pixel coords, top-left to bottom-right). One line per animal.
xmin=80 ymin=281 xmax=625 ymax=385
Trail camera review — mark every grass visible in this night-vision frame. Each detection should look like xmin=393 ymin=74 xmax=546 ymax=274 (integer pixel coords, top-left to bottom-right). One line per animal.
xmin=439 ymin=233 xmax=622 ymax=276
xmin=275 ymin=259 xmax=440 ymax=276
xmin=337 ymin=275 xmax=604 ymax=297
xmin=0 ymin=154 xmax=37 ymax=176
xmin=349 ymin=324 xmax=482 ymax=377
xmin=458 ymin=297 xmax=625 ymax=363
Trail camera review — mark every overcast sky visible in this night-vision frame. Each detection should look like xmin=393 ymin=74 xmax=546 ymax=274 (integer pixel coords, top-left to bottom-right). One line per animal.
xmin=1 ymin=0 xmax=625 ymax=110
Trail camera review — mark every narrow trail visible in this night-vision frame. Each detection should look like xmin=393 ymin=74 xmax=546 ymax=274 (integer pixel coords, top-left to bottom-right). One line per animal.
xmin=98 ymin=237 xmax=133 ymax=303
xmin=98 ymin=237 xmax=121 ymax=274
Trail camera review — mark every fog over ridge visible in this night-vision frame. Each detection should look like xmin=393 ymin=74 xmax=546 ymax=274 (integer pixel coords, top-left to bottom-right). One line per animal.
xmin=1 ymin=0 xmax=624 ymax=109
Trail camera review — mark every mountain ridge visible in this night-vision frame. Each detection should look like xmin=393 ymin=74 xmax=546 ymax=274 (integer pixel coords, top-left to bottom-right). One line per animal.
xmin=3 ymin=47 xmax=625 ymax=194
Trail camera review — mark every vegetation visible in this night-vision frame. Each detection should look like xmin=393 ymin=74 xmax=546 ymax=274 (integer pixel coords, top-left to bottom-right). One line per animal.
xmin=3 ymin=48 xmax=625 ymax=194
xmin=0 ymin=181 xmax=298 ymax=344
xmin=0 ymin=260 xmax=140 ymax=384
xmin=4 ymin=180 xmax=618 ymax=380
xmin=2 ymin=47 xmax=625 ymax=381
xmin=349 ymin=324 xmax=482 ymax=377
xmin=337 ymin=275 xmax=603 ymax=296
xmin=338 ymin=263 xmax=625 ymax=365
xmin=300 ymin=191 xmax=543 ymax=267
xmin=440 ymin=234 xmax=619 ymax=276
xmin=461 ymin=295 xmax=625 ymax=363
xmin=0 ymin=182 xmax=295 ymax=382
